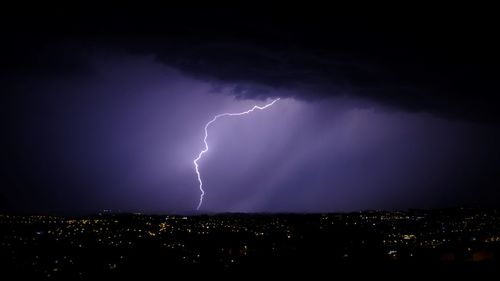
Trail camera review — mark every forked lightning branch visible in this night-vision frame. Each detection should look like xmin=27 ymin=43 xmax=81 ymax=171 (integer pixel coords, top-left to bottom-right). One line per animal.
xmin=193 ymin=98 xmax=280 ymax=210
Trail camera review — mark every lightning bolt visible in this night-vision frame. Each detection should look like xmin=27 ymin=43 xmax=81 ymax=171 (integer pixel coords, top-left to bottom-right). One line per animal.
xmin=194 ymin=98 xmax=280 ymax=210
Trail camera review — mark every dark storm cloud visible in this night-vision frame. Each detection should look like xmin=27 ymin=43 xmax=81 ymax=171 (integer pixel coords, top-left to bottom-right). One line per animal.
xmin=1 ymin=4 xmax=499 ymax=214
xmin=148 ymin=28 xmax=499 ymax=123
xmin=1 ymin=4 xmax=499 ymax=122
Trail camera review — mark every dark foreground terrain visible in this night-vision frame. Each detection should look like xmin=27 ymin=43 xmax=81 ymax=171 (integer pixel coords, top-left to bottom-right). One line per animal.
xmin=1 ymin=209 xmax=500 ymax=278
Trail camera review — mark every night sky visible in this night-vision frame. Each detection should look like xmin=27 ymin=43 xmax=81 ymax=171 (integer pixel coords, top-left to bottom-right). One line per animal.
xmin=1 ymin=4 xmax=499 ymax=214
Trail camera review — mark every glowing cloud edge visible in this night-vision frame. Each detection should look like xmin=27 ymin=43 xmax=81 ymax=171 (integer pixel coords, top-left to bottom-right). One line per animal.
xmin=193 ymin=98 xmax=280 ymax=210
